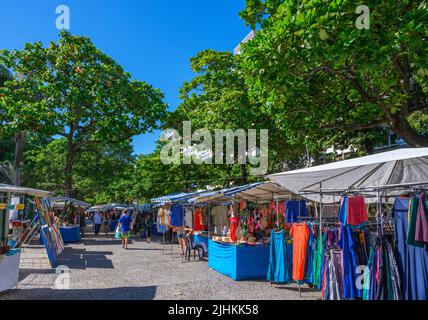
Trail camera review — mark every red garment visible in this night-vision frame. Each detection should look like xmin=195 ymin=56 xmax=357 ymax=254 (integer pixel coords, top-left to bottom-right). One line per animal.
xmin=346 ymin=196 xmax=368 ymax=226
xmin=229 ymin=216 xmax=239 ymax=241
xmin=193 ymin=208 xmax=204 ymax=231
xmin=279 ymin=201 xmax=285 ymax=217
xmin=290 ymin=222 xmax=310 ymax=281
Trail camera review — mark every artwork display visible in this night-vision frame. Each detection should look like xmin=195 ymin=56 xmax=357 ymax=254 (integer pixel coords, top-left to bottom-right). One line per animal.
xmin=36 ymin=197 xmax=64 ymax=267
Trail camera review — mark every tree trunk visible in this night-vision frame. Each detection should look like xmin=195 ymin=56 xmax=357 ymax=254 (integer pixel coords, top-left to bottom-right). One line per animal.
xmin=12 ymin=131 xmax=26 ymax=186
xmin=65 ymin=137 xmax=75 ymax=198
xmin=393 ymin=115 xmax=428 ymax=147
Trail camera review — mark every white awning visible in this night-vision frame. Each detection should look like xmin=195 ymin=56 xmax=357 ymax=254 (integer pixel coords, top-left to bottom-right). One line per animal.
xmin=49 ymin=196 xmax=91 ymax=208
xmin=0 ymin=184 xmax=53 ymax=197
xmin=267 ymin=148 xmax=428 ymax=203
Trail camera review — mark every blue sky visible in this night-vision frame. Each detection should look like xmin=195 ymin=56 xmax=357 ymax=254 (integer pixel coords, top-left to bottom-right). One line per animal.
xmin=0 ymin=0 xmax=250 ymax=155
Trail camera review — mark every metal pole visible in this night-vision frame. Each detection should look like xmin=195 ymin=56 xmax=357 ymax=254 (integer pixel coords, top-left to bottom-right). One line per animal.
xmin=275 ymin=197 xmax=279 ymax=227
xmin=208 ymin=203 xmax=211 ymax=238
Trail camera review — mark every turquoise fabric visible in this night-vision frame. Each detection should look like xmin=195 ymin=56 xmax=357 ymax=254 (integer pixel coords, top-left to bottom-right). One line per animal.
xmin=267 ymin=230 xmax=290 ymax=283
xmin=312 ymin=226 xmax=324 ymax=287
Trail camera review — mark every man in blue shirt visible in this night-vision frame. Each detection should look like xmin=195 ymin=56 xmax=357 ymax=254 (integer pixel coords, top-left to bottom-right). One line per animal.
xmin=118 ymin=209 xmax=133 ymax=250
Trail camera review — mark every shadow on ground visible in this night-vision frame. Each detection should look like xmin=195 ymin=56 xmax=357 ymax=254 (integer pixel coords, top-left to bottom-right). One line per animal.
xmin=1 ymin=286 xmax=157 ymax=300
xmin=56 ymin=247 xmax=114 ymax=270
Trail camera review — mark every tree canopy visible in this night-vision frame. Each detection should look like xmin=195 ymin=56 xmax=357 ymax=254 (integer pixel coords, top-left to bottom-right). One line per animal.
xmin=239 ymin=0 xmax=428 ymax=150
xmin=0 ymin=31 xmax=167 ymax=196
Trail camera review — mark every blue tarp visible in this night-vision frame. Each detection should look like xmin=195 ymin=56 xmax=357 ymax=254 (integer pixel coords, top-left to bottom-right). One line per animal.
xmin=208 ymin=239 xmax=270 ymax=281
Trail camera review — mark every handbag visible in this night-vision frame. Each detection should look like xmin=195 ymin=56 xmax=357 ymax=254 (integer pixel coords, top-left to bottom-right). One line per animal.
xmin=114 ymin=225 xmax=121 ymax=239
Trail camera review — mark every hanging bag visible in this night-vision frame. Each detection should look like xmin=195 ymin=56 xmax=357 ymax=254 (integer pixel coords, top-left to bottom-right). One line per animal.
xmin=114 ymin=224 xmax=121 ymax=239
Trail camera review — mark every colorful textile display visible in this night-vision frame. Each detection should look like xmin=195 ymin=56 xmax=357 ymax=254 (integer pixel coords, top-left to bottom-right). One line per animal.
xmin=267 ymin=230 xmax=290 ymax=283
xmin=322 ymin=248 xmax=343 ymax=300
xmin=406 ymin=196 xmax=427 ymax=247
xmin=229 ymin=216 xmax=239 ymax=242
xmin=393 ymin=197 xmax=428 ymax=300
xmin=415 ymin=194 xmax=428 ymax=244
xmin=339 ymin=196 xmax=368 ymax=226
xmin=363 ymin=236 xmax=402 ymax=300
xmin=285 ymin=200 xmax=307 ymax=223
xmin=169 ymin=204 xmax=184 ymax=227
xmin=290 ymin=222 xmax=310 ymax=281
xmin=312 ymin=225 xmax=324 ymax=287
xmin=193 ymin=207 xmax=205 ymax=231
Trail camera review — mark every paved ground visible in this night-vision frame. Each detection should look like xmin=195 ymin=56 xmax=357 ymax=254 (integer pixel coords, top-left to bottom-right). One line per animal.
xmin=0 ymin=230 xmax=321 ymax=300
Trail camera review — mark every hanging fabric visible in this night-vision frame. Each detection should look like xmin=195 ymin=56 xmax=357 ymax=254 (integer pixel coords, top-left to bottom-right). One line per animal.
xmin=285 ymin=200 xmax=307 ymax=223
xmin=322 ymin=248 xmax=343 ymax=300
xmin=393 ymin=197 xmax=428 ymax=300
xmin=229 ymin=216 xmax=239 ymax=242
xmin=193 ymin=207 xmax=204 ymax=231
xmin=290 ymin=222 xmax=310 ymax=281
xmin=363 ymin=235 xmax=402 ymax=300
xmin=415 ymin=194 xmax=428 ymax=244
xmin=312 ymin=225 xmax=324 ymax=287
xmin=267 ymin=230 xmax=290 ymax=283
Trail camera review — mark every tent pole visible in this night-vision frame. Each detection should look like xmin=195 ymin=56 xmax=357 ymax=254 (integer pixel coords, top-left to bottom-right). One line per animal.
xmin=275 ymin=197 xmax=279 ymax=227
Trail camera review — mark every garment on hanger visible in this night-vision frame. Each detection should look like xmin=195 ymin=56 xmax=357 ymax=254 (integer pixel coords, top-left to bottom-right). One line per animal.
xmin=267 ymin=230 xmax=290 ymax=283
xmin=169 ymin=204 xmax=184 ymax=227
xmin=211 ymin=206 xmax=228 ymax=233
xmin=285 ymin=200 xmax=307 ymax=223
xmin=193 ymin=208 xmax=204 ymax=231
xmin=303 ymin=223 xmax=314 ymax=283
xmin=393 ymin=197 xmax=428 ymax=300
xmin=338 ymin=197 xmax=348 ymax=224
xmin=363 ymin=235 xmax=402 ymax=300
xmin=407 ymin=196 xmax=425 ymax=247
xmin=346 ymin=196 xmax=368 ymax=226
xmin=260 ymin=207 xmax=269 ymax=230
xmin=184 ymin=207 xmax=193 ymax=228
xmin=339 ymin=224 xmax=360 ymax=299
xmin=322 ymin=248 xmax=343 ymax=300
xmin=229 ymin=216 xmax=239 ymax=242
xmin=415 ymin=194 xmax=428 ymax=244
xmin=290 ymin=222 xmax=310 ymax=281
xmin=312 ymin=225 xmax=324 ymax=287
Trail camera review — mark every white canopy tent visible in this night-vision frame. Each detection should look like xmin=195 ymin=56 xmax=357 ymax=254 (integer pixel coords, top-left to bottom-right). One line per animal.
xmin=49 ymin=196 xmax=91 ymax=209
xmin=0 ymin=184 xmax=53 ymax=198
xmin=267 ymin=148 xmax=428 ymax=203
xmin=233 ymin=182 xmax=296 ymax=202
xmin=188 ymin=182 xmax=295 ymax=204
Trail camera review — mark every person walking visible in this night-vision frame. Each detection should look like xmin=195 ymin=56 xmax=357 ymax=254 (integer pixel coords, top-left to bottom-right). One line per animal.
xmin=76 ymin=208 xmax=86 ymax=237
xmin=103 ymin=211 xmax=110 ymax=235
xmin=118 ymin=209 xmax=133 ymax=250
xmin=145 ymin=214 xmax=153 ymax=243
xmin=94 ymin=211 xmax=102 ymax=236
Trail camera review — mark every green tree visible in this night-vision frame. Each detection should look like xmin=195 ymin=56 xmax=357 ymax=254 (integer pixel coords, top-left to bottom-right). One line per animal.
xmin=174 ymin=49 xmax=301 ymax=179
xmin=23 ymin=137 xmax=136 ymax=204
xmin=240 ymin=0 xmax=428 ymax=148
xmin=0 ymin=31 xmax=167 ymax=196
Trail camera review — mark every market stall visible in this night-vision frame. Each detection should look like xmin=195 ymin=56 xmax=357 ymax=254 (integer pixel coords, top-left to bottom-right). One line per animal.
xmin=266 ymin=148 xmax=428 ymax=300
xmin=151 ymin=191 xmax=209 ymax=257
xmin=0 ymin=184 xmax=54 ymax=292
xmin=49 ymin=196 xmax=91 ymax=243
xmin=190 ymin=182 xmax=294 ymax=280
xmin=88 ymin=203 xmax=131 ymax=231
